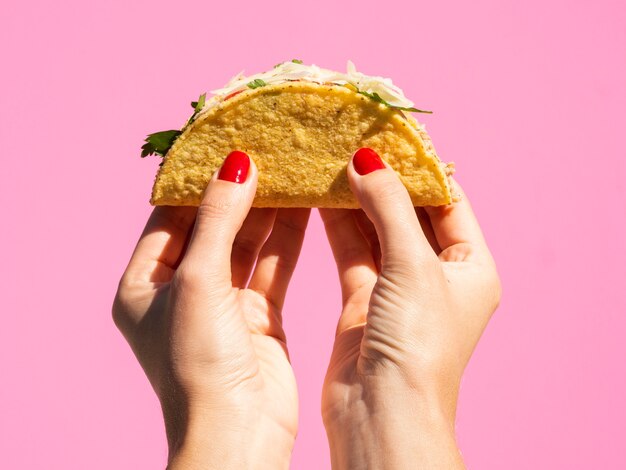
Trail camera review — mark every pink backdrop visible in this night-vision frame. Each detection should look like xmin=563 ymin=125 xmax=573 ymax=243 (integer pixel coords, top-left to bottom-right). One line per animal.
xmin=2 ymin=0 xmax=625 ymax=468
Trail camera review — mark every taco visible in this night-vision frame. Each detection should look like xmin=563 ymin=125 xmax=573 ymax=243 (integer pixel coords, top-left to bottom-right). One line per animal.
xmin=143 ymin=60 xmax=455 ymax=208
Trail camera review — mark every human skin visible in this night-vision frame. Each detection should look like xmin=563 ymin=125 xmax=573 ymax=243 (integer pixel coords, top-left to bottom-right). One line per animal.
xmin=319 ymin=148 xmax=501 ymax=469
xmin=113 ymin=147 xmax=499 ymax=469
xmin=113 ymin=152 xmax=310 ymax=469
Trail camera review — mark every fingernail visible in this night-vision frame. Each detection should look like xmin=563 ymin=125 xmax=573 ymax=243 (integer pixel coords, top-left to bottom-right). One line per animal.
xmin=218 ymin=151 xmax=250 ymax=183
xmin=353 ymin=148 xmax=385 ymax=175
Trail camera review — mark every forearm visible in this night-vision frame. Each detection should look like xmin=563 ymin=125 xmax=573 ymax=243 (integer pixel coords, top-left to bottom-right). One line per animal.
xmin=168 ymin=436 xmax=292 ymax=470
xmin=325 ymin=392 xmax=464 ymax=470
xmin=165 ymin=407 xmax=294 ymax=470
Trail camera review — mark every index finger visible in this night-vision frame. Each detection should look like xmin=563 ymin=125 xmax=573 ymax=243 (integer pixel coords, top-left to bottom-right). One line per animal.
xmin=424 ymin=178 xmax=492 ymax=262
xmin=123 ymin=206 xmax=197 ymax=283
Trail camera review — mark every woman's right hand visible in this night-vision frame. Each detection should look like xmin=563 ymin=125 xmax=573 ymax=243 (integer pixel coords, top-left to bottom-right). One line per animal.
xmin=320 ymin=148 xmax=501 ymax=470
xmin=113 ymin=152 xmax=309 ymax=469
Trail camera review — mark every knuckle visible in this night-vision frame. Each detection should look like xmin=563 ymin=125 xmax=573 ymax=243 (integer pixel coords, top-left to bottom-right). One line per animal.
xmin=474 ymin=265 xmax=502 ymax=314
xmin=232 ymin=235 xmax=260 ymax=260
xmin=335 ymin=244 xmax=368 ymax=265
xmin=320 ymin=209 xmax=349 ymax=227
xmin=363 ymin=175 xmax=406 ymax=203
xmin=171 ymin=262 xmax=228 ymax=294
xmin=490 ymin=272 xmax=503 ymax=312
xmin=385 ymin=250 xmax=440 ymax=279
xmin=171 ymin=264 xmax=203 ymax=290
xmin=197 ymin=195 xmax=236 ymax=221
xmin=273 ymin=253 xmax=298 ymax=272
xmin=112 ymin=274 xmax=134 ymax=331
xmin=274 ymin=214 xmax=306 ymax=236
xmin=111 ymin=298 xmax=125 ymax=331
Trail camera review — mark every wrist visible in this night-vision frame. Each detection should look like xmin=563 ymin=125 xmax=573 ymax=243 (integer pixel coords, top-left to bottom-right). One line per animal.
xmin=165 ymin=405 xmax=295 ymax=470
xmin=324 ymin=385 xmax=463 ymax=470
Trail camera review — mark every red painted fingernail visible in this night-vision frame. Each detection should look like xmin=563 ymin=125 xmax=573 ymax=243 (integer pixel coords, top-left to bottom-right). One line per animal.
xmin=353 ymin=148 xmax=385 ymax=175
xmin=218 ymin=151 xmax=250 ymax=183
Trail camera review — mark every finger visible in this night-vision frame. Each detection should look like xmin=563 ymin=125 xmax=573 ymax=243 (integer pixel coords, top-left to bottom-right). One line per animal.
xmin=348 ymin=148 xmax=436 ymax=268
xmin=319 ymin=208 xmax=378 ymax=333
xmin=423 ymin=178 xmax=492 ymax=262
xmin=231 ymin=208 xmax=277 ymax=288
xmin=353 ymin=206 xmax=441 ymax=265
xmin=352 ymin=209 xmax=381 ymax=272
xmin=124 ymin=206 xmax=197 ymax=283
xmin=353 ymin=208 xmax=440 ymax=268
xmin=180 ymin=151 xmax=257 ymax=290
xmin=415 ymin=207 xmax=442 ymax=255
xmin=248 ymin=208 xmax=310 ymax=313
xmin=319 ymin=209 xmax=378 ymax=304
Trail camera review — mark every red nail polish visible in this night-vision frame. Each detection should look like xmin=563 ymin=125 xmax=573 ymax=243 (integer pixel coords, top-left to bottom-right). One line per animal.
xmin=218 ymin=151 xmax=250 ymax=183
xmin=353 ymin=148 xmax=385 ymax=175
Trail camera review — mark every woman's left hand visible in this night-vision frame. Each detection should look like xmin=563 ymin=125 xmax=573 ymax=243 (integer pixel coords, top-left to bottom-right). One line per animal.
xmin=113 ymin=152 xmax=310 ymax=469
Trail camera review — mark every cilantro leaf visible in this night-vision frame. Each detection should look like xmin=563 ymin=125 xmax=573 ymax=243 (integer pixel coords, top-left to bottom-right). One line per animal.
xmin=190 ymin=93 xmax=206 ymax=112
xmin=141 ymin=130 xmax=181 ymax=158
xmin=141 ymin=93 xmax=208 ymax=159
xmin=357 ymin=90 xmax=432 ymax=113
xmin=247 ymin=79 xmax=267 ymax=89
xmin=186 ymin=93 xmax=207 ymax=126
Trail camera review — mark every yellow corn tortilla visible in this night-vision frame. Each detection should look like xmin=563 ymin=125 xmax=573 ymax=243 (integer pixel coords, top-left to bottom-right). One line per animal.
xmin=151 ymin=81 xmax=454 ymax=208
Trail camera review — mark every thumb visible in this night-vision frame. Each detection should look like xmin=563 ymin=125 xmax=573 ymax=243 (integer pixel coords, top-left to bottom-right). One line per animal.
xmin=347 ymin=148 xmax=436 ymax=269
xmin=180 ymin=150 xmax=257 ymax=286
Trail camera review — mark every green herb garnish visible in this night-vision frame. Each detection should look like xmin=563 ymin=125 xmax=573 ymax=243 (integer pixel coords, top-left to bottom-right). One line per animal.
xmin=274 ymin=58 xmax=304 ymax=68
xmin=190 ymin=93 xmax=206 ymax=113
xmin=141 ymin=130 xmax=182 ymax=158
xmin=247 ymin=79 xmax=267 ymax=89
xmin=141 ymin=93 xmax=206 ymax=159
xmin=187 ymin=93 xmax=206 ymax=126
xmin=357 ymin=90 xmax=432 ymax=113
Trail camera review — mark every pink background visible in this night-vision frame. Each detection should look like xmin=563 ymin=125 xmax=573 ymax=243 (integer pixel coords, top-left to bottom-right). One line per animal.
xmin=2 ymin=0 xmax=625 ymax=468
